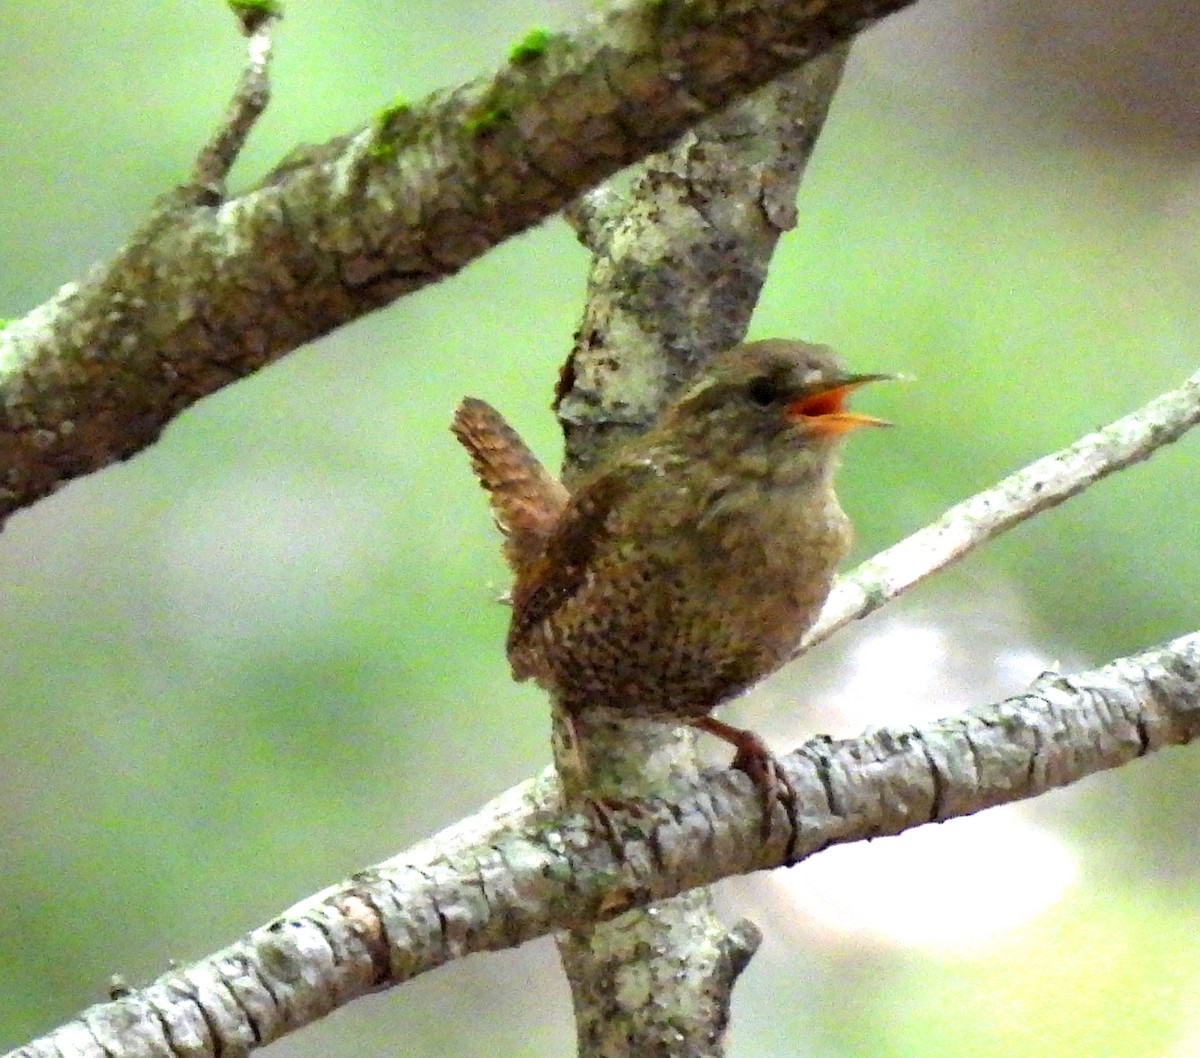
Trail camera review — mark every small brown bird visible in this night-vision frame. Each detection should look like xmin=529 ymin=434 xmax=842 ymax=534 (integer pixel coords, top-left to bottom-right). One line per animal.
xmin=453 ymin=339 xmax=890 ymax=816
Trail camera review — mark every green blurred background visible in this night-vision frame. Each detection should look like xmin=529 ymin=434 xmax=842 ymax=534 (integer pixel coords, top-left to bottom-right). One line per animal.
xmin=3 ymin=0 xmax=1200 ymax=1055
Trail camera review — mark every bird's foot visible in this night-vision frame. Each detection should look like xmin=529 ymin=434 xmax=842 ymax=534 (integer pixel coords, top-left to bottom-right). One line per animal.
xmin=578 ymin=794 xmax=656 ymax=861
xmin=555 ymin=711 xmax=658 ymax=856
xmin=691 ymin=716 xmax=797 ymax=844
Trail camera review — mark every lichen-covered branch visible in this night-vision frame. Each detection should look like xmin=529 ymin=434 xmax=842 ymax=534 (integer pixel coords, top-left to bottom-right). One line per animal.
xmin=9 ymin=349 xmax=1199 ymax=1058
xmin=551 ymin=48 xmax=850 ymax=1058
xmin=557 ymin=47 xmax=854 ymax=477
xmin=803 ymin=362 xmax=1200 ymax=655
xmin=0 ymin=0 xmax=920 ymax=529
xmin=10 ymin=633 xmax=1199 ymax=1058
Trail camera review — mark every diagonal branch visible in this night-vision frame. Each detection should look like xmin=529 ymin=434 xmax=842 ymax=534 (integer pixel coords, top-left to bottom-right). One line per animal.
xmin=10 ymin=632 xmax=1200 ymax=1058
xmin=550 ymin=48 xmax=851 ymax=1057
xmin=0 ymin=0 xmax=920 ymax=529
xmin=803 ymin=363 xmax=1200 ymax=654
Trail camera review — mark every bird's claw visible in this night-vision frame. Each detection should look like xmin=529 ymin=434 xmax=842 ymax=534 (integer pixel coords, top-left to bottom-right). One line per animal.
xmin=581 ymin=794 xmax=653 ymax=859
xmin=692 ymin=717 xmax=799 ymax=847
xmin=730 ymin=737 xmax=797 ymax=843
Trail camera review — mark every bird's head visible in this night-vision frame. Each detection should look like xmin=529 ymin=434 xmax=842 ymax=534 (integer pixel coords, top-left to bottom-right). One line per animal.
xmin=658 ymin=339 xmax=892 ymax=478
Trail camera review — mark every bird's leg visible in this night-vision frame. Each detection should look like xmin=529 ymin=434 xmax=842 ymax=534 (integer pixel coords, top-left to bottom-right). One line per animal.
xmin=552 ymin=708 xmax=643 ymax=856
xmin=553 ymin=707 xmax=594 ymax=799
xmin=691 ymin=716 xmax=797 ymax=843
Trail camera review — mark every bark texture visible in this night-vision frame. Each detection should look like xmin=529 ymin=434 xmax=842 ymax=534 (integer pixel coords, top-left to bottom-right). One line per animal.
xmin=9 ymin=634 xmax=1200 ymax=1058
xmin=550 ymin=48 xmax=850 ymax=1058
xmin=0 ymin=0 xmax=918 ymax=528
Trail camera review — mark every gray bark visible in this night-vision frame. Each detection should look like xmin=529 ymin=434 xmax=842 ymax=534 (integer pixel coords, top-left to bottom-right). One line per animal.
xmin=9 ymin=633 xmax=1200 ymax=1058
xmin=552 ymin=49 xmax=850 ymax=1058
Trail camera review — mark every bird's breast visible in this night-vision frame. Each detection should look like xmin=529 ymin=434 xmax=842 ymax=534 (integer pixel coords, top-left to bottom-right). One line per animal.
xmin=509 ymin=474 xmax=852 ymax=718
xmin=692 ymin=479 xmax=851 ymax=636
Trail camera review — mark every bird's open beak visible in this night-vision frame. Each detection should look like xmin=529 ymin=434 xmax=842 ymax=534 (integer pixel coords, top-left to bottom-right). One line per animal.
xmin=785 ymin=373 xmax=894 ymax=435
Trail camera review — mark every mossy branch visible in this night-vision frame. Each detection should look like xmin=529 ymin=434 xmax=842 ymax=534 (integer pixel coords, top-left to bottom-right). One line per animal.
xmin=0 ymin=0 xmax=918 ymax=529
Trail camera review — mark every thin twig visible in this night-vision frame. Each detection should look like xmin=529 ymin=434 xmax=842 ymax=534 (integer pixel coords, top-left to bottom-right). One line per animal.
xmin=802 ymin=364 xmax=1200 ymax=655
xmin=187 ymin=14 xmax=278 ymax=202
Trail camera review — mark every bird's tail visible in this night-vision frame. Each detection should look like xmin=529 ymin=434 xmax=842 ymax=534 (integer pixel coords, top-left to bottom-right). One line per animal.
xmin=451 ymin=398 xmax=569 ymax=572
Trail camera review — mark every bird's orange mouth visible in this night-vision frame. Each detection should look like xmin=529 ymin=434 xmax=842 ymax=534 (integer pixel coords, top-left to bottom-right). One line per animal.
xmin=786 ymin=378 xmax=891 ymax=436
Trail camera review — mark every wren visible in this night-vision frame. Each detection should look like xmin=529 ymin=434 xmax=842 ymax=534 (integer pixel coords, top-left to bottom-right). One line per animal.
xmin=453 ymin=339 xmax=890 ymax=821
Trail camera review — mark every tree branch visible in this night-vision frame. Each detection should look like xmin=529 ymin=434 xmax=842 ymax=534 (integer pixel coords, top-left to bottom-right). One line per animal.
xmin=551 ymin=49 xmax=850 ymax=1056
xmin=186 ymin=7 xmax=278 ymax=203
xmin=10 ymin=632 xmax=1200 ymax=1058
xmin=803 ymin=362 xmax=1200 ymax=654
xmin=7 ymin=2 xmax=1197 ymax=1054
xmin=0 ymin=0 xmax=919 ymax=529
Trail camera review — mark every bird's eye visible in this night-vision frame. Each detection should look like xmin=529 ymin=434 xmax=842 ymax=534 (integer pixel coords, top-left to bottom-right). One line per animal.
xmin=747 ymin=377 xmax=781 ymax=406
